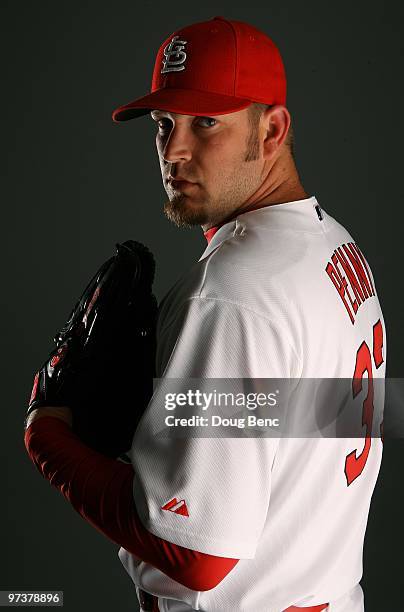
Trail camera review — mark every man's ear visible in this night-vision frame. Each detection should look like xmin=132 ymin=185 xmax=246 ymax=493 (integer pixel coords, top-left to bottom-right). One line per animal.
xmin=261 ymin=105 xmax=291 ymax=160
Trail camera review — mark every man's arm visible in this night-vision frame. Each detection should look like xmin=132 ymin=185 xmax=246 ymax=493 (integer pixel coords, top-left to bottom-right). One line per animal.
xmin=24 ymin=410 xmax=239 ymax=592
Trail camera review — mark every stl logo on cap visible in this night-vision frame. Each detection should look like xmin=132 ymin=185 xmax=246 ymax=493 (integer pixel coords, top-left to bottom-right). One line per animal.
xmin=161 ymin=35 xmax=188 ymax=73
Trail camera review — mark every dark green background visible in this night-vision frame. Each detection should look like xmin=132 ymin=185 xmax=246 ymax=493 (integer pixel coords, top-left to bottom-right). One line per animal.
xmin=2 ymin=0 xmax=402 ymax=610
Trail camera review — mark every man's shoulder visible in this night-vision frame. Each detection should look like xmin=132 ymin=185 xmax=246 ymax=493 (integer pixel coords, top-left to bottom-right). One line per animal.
xmin=158 ymin=204 xmax=361 ymax=326
xmin=158 ymin=229 xmax=294 ymax=328
xmin=197 ymin=225 xmax=303 ymax=304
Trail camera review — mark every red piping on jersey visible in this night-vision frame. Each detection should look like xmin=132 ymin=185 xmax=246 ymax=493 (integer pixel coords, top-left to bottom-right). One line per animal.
xmin=202 ymin=203 xmax=270 ymax=244
xmin=284 ymin=605 xmax=328 ymax=611
xmin=24 ymin=416 xmax=239 ymax=592
xmin=203 ymin=225 xmax=221 ymax=244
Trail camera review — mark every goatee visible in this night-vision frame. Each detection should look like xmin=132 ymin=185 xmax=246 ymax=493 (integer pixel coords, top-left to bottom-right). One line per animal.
xmin=164 ymin=195 xmax=209 ymax=228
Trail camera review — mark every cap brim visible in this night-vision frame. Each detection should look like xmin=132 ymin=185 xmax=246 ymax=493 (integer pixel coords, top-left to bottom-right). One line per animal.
xmin=112 ymin=88 xmax=252 ymax=122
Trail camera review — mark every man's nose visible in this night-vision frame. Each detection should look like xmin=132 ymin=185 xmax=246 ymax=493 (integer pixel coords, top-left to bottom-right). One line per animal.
xmin=162 ymin=125 xmax=193 ymax=163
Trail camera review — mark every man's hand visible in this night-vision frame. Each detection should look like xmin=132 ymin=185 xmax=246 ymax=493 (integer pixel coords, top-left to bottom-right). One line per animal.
xmin=25 ymin=406 xmax=73 ymax=430
xmin=25 ymin=240 xmax=157 ymax=457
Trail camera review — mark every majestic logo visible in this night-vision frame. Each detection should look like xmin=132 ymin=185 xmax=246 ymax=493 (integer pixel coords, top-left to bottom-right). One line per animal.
xmin=161 ymin=36 xmax=188 ymax=74
xmin=161 ymin=497 xmax=189 ymax=517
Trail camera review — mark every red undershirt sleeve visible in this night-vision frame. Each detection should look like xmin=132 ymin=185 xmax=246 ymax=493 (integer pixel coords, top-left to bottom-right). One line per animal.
xmin=24 ymin=416 xmax=239 ymax=592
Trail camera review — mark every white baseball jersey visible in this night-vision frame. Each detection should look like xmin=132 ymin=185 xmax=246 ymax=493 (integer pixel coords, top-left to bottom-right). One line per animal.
xmin=119 ymin=196 xmax=386 ymax=611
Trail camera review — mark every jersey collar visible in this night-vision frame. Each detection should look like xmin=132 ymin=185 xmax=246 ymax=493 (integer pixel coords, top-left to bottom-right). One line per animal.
xmin=200 ymin=196 xmax=321 ymax=260
xmin=203 ymin=226 xmax=221 ymax=245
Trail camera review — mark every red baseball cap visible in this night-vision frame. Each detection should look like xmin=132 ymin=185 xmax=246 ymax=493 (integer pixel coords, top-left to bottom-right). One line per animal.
xmin=112 ymin=16 xmax=286 ymax=122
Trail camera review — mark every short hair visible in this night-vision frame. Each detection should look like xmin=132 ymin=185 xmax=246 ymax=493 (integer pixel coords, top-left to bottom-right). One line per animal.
xmin=248 ymin=102 xmax=295 ymax=158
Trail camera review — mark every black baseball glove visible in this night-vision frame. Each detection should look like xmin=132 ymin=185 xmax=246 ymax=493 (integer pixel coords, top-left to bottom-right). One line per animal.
xmin=26 ymin=240 xmax=158 ymax=458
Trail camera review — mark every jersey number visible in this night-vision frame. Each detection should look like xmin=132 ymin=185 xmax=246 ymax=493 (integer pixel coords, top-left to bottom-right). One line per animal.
xmin=344 ymin=319 xmax=384 ymax=486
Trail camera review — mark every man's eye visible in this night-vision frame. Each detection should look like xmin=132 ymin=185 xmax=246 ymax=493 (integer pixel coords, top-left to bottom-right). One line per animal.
xmin=157 ymin=119 xmax=172 ymax=133
xmin=196 ymin=117 xmax=217 ymax=128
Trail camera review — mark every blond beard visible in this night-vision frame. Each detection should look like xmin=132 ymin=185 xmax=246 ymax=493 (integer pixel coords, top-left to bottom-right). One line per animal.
xmin=164 ymin=133 xmax=260 ymax=229
xmin=163 ymin=194 xmax=210 ymax=228
xmin=163 ymin=171 xmax=255 ymax=228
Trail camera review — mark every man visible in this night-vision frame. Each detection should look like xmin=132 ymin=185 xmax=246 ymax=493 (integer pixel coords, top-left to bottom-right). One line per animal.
xmin=25 ymin=16 xmax=386 ymax=612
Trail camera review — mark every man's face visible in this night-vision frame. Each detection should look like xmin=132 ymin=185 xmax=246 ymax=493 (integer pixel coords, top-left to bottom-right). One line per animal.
xmin=151 ymin=107 xmax=264 ymax=230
